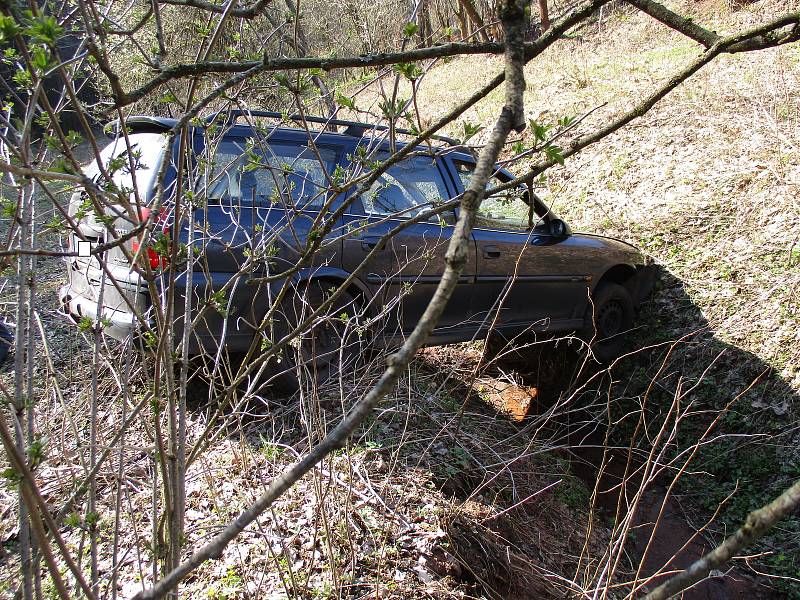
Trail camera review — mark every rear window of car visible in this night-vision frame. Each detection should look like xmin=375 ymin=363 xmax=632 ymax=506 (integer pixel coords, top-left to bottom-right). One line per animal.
xmin=87 ymin=133 xmax=168 ymax=199
xmin=203 ymin=139 xmax=337 ymax=209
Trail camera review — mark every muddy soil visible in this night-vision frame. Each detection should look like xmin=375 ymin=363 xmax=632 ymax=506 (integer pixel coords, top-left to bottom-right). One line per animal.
xmin=508 ymin=344 xmax=770 ymax=599
xmin=569 ymin=445 xmax=761 ymax=599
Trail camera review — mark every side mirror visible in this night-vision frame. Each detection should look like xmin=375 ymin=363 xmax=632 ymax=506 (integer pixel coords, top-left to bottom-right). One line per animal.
xmin=549 ymin=218 xmax=569 ymax=238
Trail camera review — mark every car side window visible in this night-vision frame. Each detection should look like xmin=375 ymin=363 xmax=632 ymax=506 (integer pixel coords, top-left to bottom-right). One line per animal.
xmin=455 ymin=162 xmax=538 ymax=231
xmin=360 ymin=154 xmax=454 ymax=223
xmin=205 ymin=140 xmax=336 ymax=209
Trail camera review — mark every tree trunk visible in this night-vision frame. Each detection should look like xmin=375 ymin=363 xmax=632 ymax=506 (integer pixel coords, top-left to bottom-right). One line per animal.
xmin=271 ymin=0 xmax=337 ymax=118
xmin=539 ymin=0 xmax=550 ymax=30
xmin=455 ymin=4 xmax=468 ymax=40
xmin=459 ymin=0 xmax=490 ymax=41
xmin=419 ymin=0 xmax=434 ymax=47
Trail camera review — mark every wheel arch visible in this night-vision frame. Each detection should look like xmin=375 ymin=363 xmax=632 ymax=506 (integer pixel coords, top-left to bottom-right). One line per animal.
xmin=292 ymin=267 xmax=374 ymax=315
xmin=594 ymin=263 xmax=637 ymax=293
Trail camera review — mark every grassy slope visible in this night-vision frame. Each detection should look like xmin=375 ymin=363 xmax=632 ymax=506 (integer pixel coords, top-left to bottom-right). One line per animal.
xmin=410 ymin=0 xmax=799 ymax=374
xmin=393 ymin=0 xmax=800 ymax=592
xmin=1 ymin=2 xmax=799 ymax=597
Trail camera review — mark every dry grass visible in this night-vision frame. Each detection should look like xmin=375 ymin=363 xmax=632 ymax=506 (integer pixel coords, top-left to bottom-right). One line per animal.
xmin=0 ymin=313 xmax=603 ymax=598
xmin=350 ymin=0 xmax=800 ymax=593
xmin=2 ymin=1 xmax=800 ymax=597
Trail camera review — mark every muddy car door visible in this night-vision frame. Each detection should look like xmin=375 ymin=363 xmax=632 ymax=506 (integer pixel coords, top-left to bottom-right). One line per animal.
xmin=450 ymin=161 xmax=590 ymax=334
xmin=341 ymin=151 xmax=476 ymax=339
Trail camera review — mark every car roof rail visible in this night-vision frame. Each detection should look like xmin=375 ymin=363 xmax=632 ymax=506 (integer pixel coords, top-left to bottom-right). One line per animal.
xmin=209 ymin=109 xmax=461 ymax=147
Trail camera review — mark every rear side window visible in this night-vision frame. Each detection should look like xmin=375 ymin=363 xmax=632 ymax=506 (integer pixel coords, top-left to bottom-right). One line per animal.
xmin=87 ymin=133 xmax=168 ymax=198
xmin=204 ymin=140 xmax=337 ymax=209
xmin=360 ymin=154 xmax=452 ymax=222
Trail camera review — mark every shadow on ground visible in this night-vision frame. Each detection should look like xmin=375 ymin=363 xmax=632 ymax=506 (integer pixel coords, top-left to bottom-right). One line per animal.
xmin=188 ymin=266 xmax=798 ymax=599
xmin=459 ymin=265 xmax=800 ymax=599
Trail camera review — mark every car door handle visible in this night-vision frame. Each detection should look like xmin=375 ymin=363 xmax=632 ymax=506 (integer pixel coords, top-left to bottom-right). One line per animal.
xmin=360 ymin=236 xmax=384 ymax=252
xmin=483 ymin=245 xmax=501 ymax=259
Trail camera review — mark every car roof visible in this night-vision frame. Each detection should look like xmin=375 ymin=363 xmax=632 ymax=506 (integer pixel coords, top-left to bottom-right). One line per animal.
xmin=121 ymin=115 xmax=462 ymax=147
xmin=121 ymin=116 xmax=512 ymax=174
xmin=120 ymin=117 xmax=544 ymax=212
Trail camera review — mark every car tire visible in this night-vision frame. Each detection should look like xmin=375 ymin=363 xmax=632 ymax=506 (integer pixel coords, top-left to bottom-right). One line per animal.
xmin=581 ymin=281 xmax=634 ymax=363
xmin=269 ymin=282 xmax=363 ymax=394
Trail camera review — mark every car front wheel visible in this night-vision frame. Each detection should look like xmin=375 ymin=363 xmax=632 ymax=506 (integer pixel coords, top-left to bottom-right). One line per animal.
xmin=581 ymin=281 xmax=634 ymax=363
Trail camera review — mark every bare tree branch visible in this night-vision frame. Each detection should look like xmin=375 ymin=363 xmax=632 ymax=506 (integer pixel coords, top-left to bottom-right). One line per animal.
xmin=132 ymin=1 xmax=533 ymax=597
xmin=495 ymin=9 xmax=800 ymax=191
xmin=115 ymin=1 xmax=611 ymax=110
xmin=627 ymin=0 xmax=799 ymax=53
xmin=643 ymin=478 xmax=800 ymax=600
xmin=625 ymin=0 xmax=721 ymax=47
xmin=539 ymin=0 xmax=550 ymax=30
xmin=156 ymin=0 xmax=272 ymax=19
xmin=458 ymin=0 xmax=491 ymax=41
xmin=116 ymin=43 xmax=506 ymax=106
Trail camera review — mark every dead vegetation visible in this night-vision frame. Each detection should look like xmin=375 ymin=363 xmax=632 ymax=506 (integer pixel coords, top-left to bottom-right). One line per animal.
xmin=1 ymin=0 xmax=799 ymax=598
xmin=0 ymin=329 xmax=608 ymax=598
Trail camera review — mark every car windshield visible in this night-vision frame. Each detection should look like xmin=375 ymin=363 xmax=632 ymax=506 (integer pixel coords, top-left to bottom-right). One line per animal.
xmin=87 ymin=133 xmax=168 ymax=199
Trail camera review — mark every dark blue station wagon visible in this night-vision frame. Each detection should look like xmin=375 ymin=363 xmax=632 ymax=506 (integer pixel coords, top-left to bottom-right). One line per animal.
xmin=60 ymin=113 xmax=653 ymax=387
